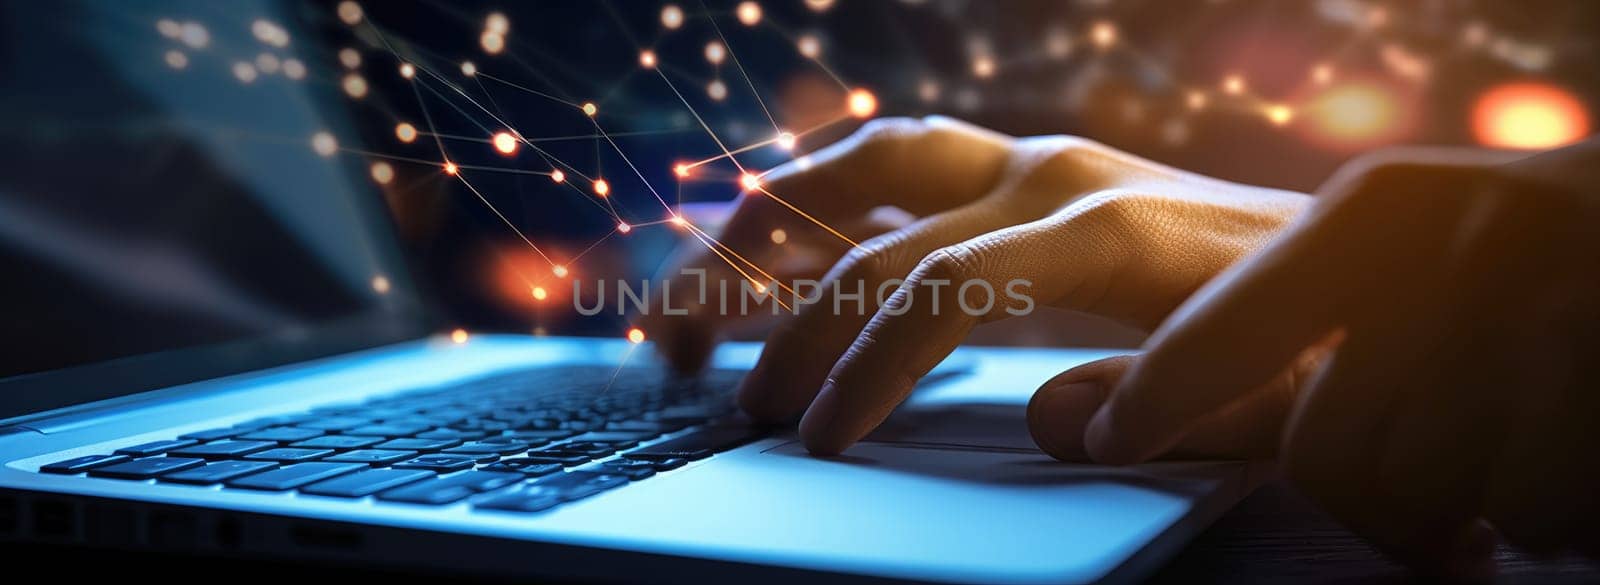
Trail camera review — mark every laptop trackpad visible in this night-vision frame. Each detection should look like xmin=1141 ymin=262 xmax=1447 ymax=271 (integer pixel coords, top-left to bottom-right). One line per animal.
xmin=861 ymin=402 xmax=1042 ymax=451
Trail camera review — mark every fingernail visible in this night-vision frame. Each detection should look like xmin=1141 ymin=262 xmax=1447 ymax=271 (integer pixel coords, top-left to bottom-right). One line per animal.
xmin=1028 ymin=382 xmax=1101 ymax=461
xmin=799 ymin=382 xmax=842 ymax=455
xmin=1083 ymin=405 xmax=1125 ymax=464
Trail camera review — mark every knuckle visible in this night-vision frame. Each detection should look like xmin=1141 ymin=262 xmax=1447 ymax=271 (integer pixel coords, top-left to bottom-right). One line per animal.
xmin=1068 ymin=190 xmax=1152 ymax=229
xmin=834 ymin=244 xmax=900 ymax=284
xmin=915 ymin=245 xmax=978 ymax=283
xmin=853 ymin=117 xmax=927 ymax=148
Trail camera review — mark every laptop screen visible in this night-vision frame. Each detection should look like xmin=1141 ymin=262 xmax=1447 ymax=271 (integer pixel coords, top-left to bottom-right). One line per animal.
xmin=0 ymin=1 xmax=419 ymax=406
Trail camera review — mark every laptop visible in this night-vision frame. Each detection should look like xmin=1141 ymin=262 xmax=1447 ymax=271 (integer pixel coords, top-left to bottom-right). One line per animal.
xmin=0 ymin=2 xmax=1255 ymax=583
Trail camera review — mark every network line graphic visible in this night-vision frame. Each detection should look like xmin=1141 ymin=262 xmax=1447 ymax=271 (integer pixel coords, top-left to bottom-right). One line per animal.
xmin=150 ymin=0 xmax=1593 ymax=348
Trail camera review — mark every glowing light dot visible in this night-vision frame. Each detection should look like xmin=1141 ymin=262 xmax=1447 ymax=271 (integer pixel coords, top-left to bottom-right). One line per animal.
xmin=661 ymin=5 xmax=684 ymax=30
xmin=617 ymin=222 xmax=632 ymax=234
xmin=918 ymin=79 xmax=941 ymax=102
xmin=753 ymin=282 xmax=768 ymax=294
xmin=450 ymin=328 xmax=469 ymax=344
xmin=707 ymin=79 xmax=728 ymax=101
xmin=311 ymin=132 xmax=338 ymax=157
xmin=461 ymin=61 xmax=477 ymax=76
xmin=639 ymin=50 xmax=657 ymax=68
xmin=1266 ymin=104 xmax=1295 ymax=126
xmin=233 ymin=61 xmax=259 ymax=84
xmin=1472 ymin=82 xmax=1591 ymax=150
xmin=157 ymin=19 xmax=182 ymax=39
xmin=972 ymin=56 xmax=996 ymax=79
xmin=705 ymin=42 xmax=726 ymax=65
xmin=370 ymin=161 xmax=395 ymax=184
xmin=797 ymin=35 xmax=822 ymax=59
xmin=805 ymin=0 xmax=836 ymax=11
xmin=180 ymin=21 xmax=209 ymax=49
xmin=775 ymin=131 xmax=797 ymax=150
xmin=395 ymin=122 xmax=418 ymax=143
xmin=1222 ymin=74 xmax=1246 ymax=96
xmin=593 ymin=179 xmax=610 ymax=197
xmin=736 ymin=1 xmax=763 ymax=26
xmin=371 ymin=275 xmax=391 ymax=294
xmin=582 ymin=102 xmax=598 ymax=116
xmin=1312 ymin=63 xmax=1335 ymax=85
xmin=550 ymin=169 xmax=565 ymax=183
xmin=342 ymin=74 xmax=369 ymax=99
xmin=1090 ymin=20 xmax=1118 ymax=49
xmin=339 ymin=48 xmax=360 ymax=69
xmin=485 ymin=12 xmax=509 ymax=35
xmin=793 ymin=155 xmax=813 ymax=170
xmin=256 ymin=53 xmax=281 ymax=74
xmin=673 ymin=163 xmax=692 ymax=178
xmin=399 ymin=62 xmax=415 ymax=79
xmin=847 ymin=88 xmax=878 ymax=118
xmin=443 ymin=161 xmax=459 ymax=175
xmin=1186 ymin=90 xmax=1208 ymax=111
xmin=740 ymin=173 xmax=761 ymax=191
xmin=480 ymin=31 xmax=505 ymax=55
xmin=1304 ymin=82 xmax=1401 ymax=146
xmin=492 ymin=131 xmax=518 ymax=155
xmin=669 ymin=215 xmax=687 ymax=227
xmin=626 ymin=328 xmax=646 ymax=344
xmin=337 ymin=1 xmax=363 ymax=25
xmin=770 ymin=229 xmax=787 ymax=244
xmin=164 ymin=50 xmax=188 ymax=70
xmin=553 ymin=265 xmax=569 ymax=278
xmin=283 ymin=59 xmax=306 ymax=80
xmin=532 ymin=286 xmax=548 ymax=301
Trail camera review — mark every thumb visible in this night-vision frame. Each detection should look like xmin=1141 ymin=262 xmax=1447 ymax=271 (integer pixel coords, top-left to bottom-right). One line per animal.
xmin=1029 ymin=354 xmax=1301 ymax=462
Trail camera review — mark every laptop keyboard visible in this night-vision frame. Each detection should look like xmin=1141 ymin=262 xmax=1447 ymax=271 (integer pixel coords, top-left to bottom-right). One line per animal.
xmin=37 ymin=365 xmax=765 ymax=513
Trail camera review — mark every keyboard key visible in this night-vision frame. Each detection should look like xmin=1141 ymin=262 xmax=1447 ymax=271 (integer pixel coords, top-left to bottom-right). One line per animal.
xmin=343 ymin=423 xmax=431 ymax=438
xmin=237 ymin=427 xmax=324 ymax=443
xmin=442 ymin=441 xmax=528 ymax=456
xmin=511 ymin=454 xmax=590 ymax=467
xmin=160 ymin=461 xmax=277 ymax=485
xmin=226 ymin=462 xmax=365 ymax=491
xmin=301 ymin=469 xmax=433 ymax=497
xmin=234 ymin=414 xmax=316 ymax=429
xmin=40 ymin=454 xmax=130 ymax=474
xmin=114 ymin=440 xmax=198 ymax=457
xmin=323 ymin=449 xmax=416 ymax=466
xmin=648 ymin=458 xmax=688 ymax=471
xmin=179 ymin=428 xmax=243 ymax=441
xmin=290 ymin=435 xmax=383 ymax=450
xmin=377 ymin=471 xmax=520 ymax=505
xmin=391 ymin=454 xmax=478 ymax=473
xmin=532 ymin=471 xmax=629 ymax=500
xmin=500 ymin=430 xmax=576 ymax=442
xmin=243 ymin=448 xmax=334 ymax=463
xmin=598 ymin=460 xmax=656 ymax=480
xmin=479 ymin=459 xmax=564 ymax=477
xmin=90 ymin=457 xmax=205 ymax=479
xmin=605 ymin=420 xmax=685 ymax=434
xmin=415 ymin=429 xmax=486 ymax=441
xmin=474 ymin=491 xmax=563 ymax=513
xmin=533 ymin=442 xmax=615 ymax=458
xmin=296 ymin=417 xmax=370 ymax=432
xmin=375 ymin=438 xmax=460 ymax=452
xmin=168 ymin=440 xmax=275 ymax=460
xmin=480 ymin=435 xmax=549 ymax=448
xmin=622 ymin=427 xmax=765 ymax=461
xmin=572 ymin=431 xmax=655 ymax=446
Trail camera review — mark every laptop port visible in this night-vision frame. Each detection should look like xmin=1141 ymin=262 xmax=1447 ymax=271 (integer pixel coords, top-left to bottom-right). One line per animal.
xmin=31 ymin=498 xmax=76 ymax=540
xmin=289 ymin=523 xmax=363 ymax=551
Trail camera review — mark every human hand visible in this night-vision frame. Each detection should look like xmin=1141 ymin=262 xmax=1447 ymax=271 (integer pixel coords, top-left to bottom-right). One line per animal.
xmin=642 ymin=116 xmax=1311 ymax=453
xmin=1049 ymin=143 xmax=1600 ymax=577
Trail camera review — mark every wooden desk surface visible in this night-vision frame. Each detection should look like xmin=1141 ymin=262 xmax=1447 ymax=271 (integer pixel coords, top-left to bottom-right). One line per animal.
xmin=1148 ymin=481 xmax=1600 ymax=583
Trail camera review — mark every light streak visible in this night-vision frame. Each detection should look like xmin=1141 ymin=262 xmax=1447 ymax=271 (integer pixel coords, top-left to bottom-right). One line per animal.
xmin=756 ymin=186 xmax=860 ymax=248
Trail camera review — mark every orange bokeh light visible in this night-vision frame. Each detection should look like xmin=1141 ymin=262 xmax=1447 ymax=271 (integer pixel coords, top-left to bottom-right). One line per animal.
xmin=450 ymin=328 xmax=469 ymax=344
xmin=626 ymin=328 xmax=646 ymax=344
xmin=492 ymin=131 xmax=518 ymax=155
xmin=1472 ymin=82 xmax=1591 ymax=150
xmin=847 ymin=88 xmax=877 ymax=118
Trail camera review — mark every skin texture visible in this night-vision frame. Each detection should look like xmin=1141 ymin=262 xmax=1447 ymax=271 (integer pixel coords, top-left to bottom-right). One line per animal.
xmin=643 ymin=117 xmax=1600 ymax=577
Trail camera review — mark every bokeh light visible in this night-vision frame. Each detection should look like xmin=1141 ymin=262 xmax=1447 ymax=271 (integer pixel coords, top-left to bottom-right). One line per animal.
xmin=1302 ymin=81 xmax=1405 ymax=147
xmin=626 ymin=328 xmax=646 ymax=344
xmin=1472 ymin=82 xmax=1591 ymax=150
xmin=492 ymin=131 xmax=518 ymax=155
xmin=847 ymin=88 xmax=877 ymax=118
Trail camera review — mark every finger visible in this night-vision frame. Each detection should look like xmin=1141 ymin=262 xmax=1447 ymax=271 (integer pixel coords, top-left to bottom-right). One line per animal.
xmin=1085 ymin=161 xmax=1490 ymax=465
xmin=736 ymin=199 xmax=1023 ymax=421
xmin=1028 ymin=352 xmax=1306 ymax=462
xmin=797 ymin=199 xmax=1142 ymax=454
xmin=1284 ymin=301 xmax=1499 ymax=579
